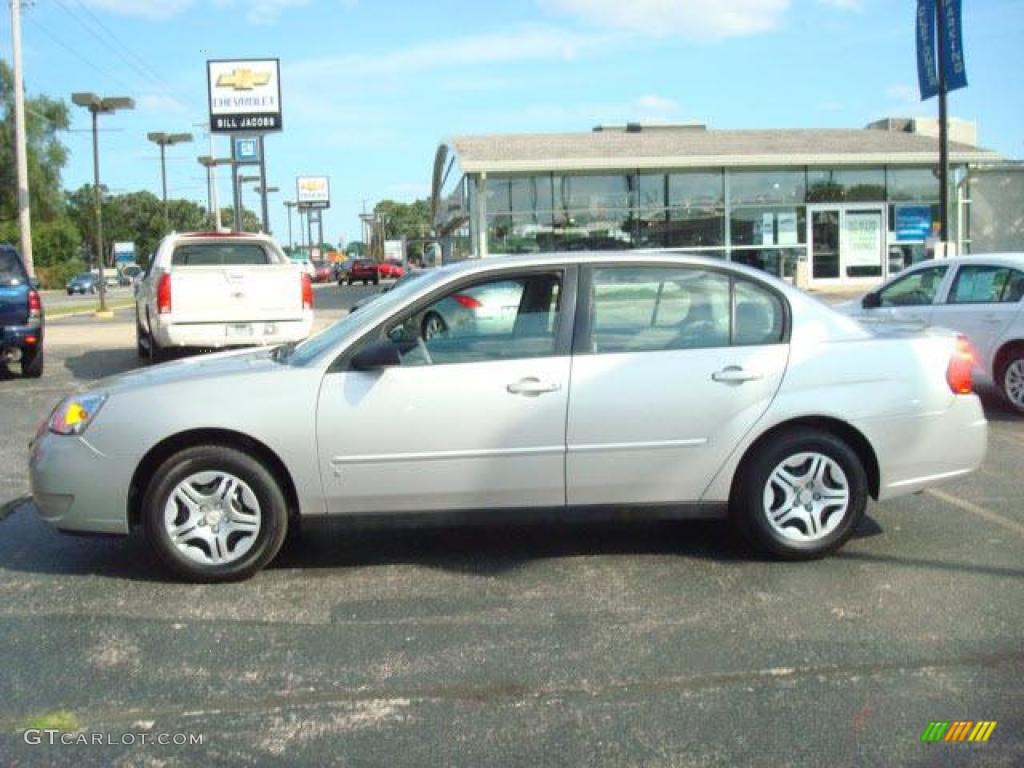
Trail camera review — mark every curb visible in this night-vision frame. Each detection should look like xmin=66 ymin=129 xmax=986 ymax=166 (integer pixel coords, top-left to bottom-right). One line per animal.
xmin=46 ymin=302 xmax=134 ymax=321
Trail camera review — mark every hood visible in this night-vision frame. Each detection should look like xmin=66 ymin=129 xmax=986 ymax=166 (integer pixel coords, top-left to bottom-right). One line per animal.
xmin=92 ymin=346 xmax=282 ymax=394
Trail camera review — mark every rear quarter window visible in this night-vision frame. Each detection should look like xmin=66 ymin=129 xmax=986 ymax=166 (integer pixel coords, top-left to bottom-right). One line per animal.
xmin=0 ymin=249 xmax=27 ymax=285
xmin=171 ymin=243 xmax=271 ymax=266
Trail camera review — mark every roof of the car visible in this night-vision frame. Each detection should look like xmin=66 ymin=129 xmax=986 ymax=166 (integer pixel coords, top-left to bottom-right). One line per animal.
xmin=899 ymin=253 xmax=1024 ymax=271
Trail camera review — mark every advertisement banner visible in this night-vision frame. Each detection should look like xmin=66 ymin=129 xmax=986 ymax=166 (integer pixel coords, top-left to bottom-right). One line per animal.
xmin=895 ymin=205 xmax=933 ymax=242
xmin=844 ymin=212 xmax=883 ymax=267
xmin=297 ymin=176 xmax=330 ymax=209
xmin=208 ymin=59 xmax=282 ymax=133
xmin=916 ymin=0 xmax=939 ymax=100
xmin=777 ymin=212 xmax=798 ymax=245
xmin=938 ymin=0 xmax=967 ymax=93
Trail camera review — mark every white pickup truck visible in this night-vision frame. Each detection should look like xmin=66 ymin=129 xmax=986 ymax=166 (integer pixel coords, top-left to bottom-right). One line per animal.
xmin=135 ymin=232 xmax=314 ymax=362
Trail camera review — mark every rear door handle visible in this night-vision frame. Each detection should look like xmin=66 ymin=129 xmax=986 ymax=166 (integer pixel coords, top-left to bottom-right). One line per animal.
xmin=712 ymin=366 xmax=763 ymax=384
xmin=507 ymin=377 xmax=562 ymax=396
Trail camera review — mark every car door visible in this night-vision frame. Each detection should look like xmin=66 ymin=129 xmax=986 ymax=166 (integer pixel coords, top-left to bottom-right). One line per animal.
xmin=316 ymin=267 xmax=574 ymax=514
xmin=870 ymin=263 xmax=951 ymax=324
xmin=566 ymin=265 xmax=789 ymax=506
xmin=930 ymin=263 xmax=1024 ymax=371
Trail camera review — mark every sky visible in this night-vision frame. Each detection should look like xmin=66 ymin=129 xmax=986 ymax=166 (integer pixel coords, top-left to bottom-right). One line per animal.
xmin=2 ymin=0 xmax=1023 ymax=246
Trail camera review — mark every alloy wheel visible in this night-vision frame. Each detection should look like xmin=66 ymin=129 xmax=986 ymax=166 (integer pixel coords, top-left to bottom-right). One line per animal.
xmin=1004 ymin=359 xmax=1024 ymax=409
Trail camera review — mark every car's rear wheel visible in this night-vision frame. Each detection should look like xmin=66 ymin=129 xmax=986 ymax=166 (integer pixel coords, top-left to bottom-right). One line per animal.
xmin=998 ymin=351 xmax=1024 ymax=414
xmin=142 ymin=445 xmax=289 ymax=582
xmin=21 ymin=345 xmax=43 ymax=378
xmin=731 ymin=428 xmax=867 ymax=560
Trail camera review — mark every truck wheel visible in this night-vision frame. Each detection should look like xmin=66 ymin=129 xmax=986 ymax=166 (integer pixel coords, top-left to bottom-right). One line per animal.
xmin=142 ymin=444 xmax=289 ymax=582
xmin=730 ymin=428 xmax=867 ymax=560
xmin=21 ymin=346 xmax=43 ymax=378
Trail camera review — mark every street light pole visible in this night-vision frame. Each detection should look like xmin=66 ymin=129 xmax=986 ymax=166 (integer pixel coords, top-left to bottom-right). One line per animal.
xmin=253 ymin=185 xmax=278 ymax=235
xmin=73 ymin=93 xmax=134 ymax=315
xmin=283 ymin=201 xmax=296 ymax=250
xmin=147 ymin=132 xmax=193 ymax=234
xmin=236 ymin=175 xmax=261 ymax=231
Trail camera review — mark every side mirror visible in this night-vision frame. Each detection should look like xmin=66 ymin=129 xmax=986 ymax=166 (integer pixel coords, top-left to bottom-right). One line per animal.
xmin=350 ymin=340 xmax=401 ymax=371
xmin=861 ymin=292 xmax=881 ymax=309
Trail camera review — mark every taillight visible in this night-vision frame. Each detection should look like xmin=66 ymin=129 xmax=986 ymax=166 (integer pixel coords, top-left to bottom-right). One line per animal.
xmin=301 ymin=273 xmax=313 ymax=310
xmin=28 ymin=289 xmax=41 ymax=320
xmin=157 ymin=273 xmax=172 ymax=314
xmin=452 ymin=293 xmax=482 ymax=309
xmin=946 ymin=334 xmax=975 ymax=395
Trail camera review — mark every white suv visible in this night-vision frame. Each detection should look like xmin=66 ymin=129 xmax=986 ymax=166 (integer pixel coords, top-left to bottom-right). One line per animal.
xmin=838 ymin=253 xmax=1024 ymax=412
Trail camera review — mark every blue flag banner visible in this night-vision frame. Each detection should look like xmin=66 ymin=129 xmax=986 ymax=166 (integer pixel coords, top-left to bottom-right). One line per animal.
xmin=939 ymin=0 xmax=968 ymax=92
xmin=916 ymin=0 xmax=939 ymax=99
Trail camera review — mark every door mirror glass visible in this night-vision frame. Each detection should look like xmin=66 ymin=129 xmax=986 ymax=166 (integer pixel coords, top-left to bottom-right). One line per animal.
xmin=861 ymin=292 xmax=881 ymax=309
xmin=350 ymin=340 xmax=401 ymax=371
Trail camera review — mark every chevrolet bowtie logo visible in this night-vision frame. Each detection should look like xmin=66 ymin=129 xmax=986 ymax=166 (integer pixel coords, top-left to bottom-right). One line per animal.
xmin=216 ymin=68 xmax=271 ymax=90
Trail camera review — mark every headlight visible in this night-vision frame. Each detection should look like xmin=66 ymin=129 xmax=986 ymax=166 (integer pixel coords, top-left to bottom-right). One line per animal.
xmin=48 ymin=393 xmax=108 ymax=436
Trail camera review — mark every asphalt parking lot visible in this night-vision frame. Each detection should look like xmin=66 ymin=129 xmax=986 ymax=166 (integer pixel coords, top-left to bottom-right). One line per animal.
xmin=0 ymin=282 xmax=1021 ymax=766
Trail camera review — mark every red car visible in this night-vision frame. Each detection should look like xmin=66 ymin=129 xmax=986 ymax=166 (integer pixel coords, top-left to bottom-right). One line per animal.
xmin=347 ymin=259 xmax=380 ymax=285
xmin=378 ymin=259 xmax=406 ymax=280
xmin=312 ymin=261 xmax=333 ymax=283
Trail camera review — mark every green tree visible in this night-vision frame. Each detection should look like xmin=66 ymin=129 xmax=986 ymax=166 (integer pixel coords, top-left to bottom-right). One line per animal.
xmin=373 ymin=199 xmax=432 ymax=241
xmin=345 ymin=240 xmax=366 ymax=257
xmin=218 ymin=206 xmax=263 ymax=234
xmin=0 ymin=60 xmax=70 ymax=224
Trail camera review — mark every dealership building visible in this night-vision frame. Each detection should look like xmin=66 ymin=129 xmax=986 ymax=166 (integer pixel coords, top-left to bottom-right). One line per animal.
xmin=430 ymin=119 xmax=1005 ymax=288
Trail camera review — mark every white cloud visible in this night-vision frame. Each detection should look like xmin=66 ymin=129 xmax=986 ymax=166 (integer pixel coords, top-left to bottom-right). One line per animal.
xmin=81 ymin=0 xmax=196 ymax=21
xmin=290 ymin=26 xmax=606 ymax=80
xmin=137 ymin=94 xmax=191 ymax=115
xmin=815 ymin=0 xmax=864 ymax=10
xmin=885 ymin=83 xmax=920 ymax=108
xmin=541 ymin=0 xmax=791 ymax=40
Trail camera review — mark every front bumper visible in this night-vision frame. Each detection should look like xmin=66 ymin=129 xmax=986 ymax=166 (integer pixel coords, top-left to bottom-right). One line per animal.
xmin=29 ymin=431 xmax=131 ymax=535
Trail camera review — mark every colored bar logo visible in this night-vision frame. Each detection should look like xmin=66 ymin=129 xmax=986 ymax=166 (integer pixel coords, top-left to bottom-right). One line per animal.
xmin=921 ymin=721 xmax=997 ymax=742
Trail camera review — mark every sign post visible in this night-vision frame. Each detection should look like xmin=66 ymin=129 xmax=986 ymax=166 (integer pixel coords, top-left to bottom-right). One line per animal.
xmin=915 ymin=0 xmax=967 ymax=245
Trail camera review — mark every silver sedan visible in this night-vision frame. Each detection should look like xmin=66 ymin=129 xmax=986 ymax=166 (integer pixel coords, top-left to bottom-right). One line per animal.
xmin=29 ymin=252 xmax=987 ymax=581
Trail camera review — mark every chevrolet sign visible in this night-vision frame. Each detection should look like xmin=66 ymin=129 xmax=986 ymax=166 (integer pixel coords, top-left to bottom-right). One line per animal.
xmin=207 ymin=58 xmax=282 ymax=133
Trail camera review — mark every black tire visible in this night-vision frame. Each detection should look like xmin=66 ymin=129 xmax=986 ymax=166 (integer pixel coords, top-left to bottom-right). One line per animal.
xmin=142 ymin=444 xmax=289 ymax=582
xmin=135 ymin=318 xmax=148 ymax=359
xmin=420 ymin=311 xmax=448 ymax=341
xmin=996 ymin=349 xmax=1024 ymax=415
xmin=66 ymin=289 xmax=73 ymax=296
xmin=347 ymin=278 xmax=354 ymax=286
xmin=373 ymin=277 xmax=380 ymax=285
xmin=21 ymin=345 xmax=43 ymax=378
xmin=730 ymin=428 xmax=867 ymax=560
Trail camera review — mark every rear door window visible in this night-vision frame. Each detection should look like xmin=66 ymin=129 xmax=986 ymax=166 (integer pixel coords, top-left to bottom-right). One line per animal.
xmin=947 ymin=265 xmax=1024 ymax=304
xmin=171 ymin=243 xmax=270 ymax=266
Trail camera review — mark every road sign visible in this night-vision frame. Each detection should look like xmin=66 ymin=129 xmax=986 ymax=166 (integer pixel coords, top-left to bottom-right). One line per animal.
xmin=232 ymin=136 xmax=260 ymax=164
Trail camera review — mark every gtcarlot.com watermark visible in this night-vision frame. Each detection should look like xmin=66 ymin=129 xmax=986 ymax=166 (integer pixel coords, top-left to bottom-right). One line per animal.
xmin=24 ymin=729 xmax=204 ymax=747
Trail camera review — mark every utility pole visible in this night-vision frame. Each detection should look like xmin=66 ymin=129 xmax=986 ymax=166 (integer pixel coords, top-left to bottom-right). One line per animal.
xmin=10 ymin=0 xmax=34 ymax=276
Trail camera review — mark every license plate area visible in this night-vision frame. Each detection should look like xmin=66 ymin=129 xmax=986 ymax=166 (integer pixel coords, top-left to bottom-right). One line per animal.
xmin=226 ymin=323 xmax=254 ymax=338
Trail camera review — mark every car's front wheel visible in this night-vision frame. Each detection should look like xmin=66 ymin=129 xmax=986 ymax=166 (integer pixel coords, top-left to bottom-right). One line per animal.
xmin=142 ymin=445 xmax=289 ymax=582
xmin=731 ymin=428 xmax=867 ymax=560
xmin=998 ymin=349 xmax=1024 ymax=414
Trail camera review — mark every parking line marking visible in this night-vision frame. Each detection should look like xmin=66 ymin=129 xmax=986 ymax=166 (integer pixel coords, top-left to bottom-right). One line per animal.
xmin=926 ymin=488 xmax=1024 ymax=537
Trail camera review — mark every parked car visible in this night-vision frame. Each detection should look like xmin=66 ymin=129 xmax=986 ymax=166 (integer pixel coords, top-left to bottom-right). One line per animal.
xmin=30 ymin=252 xmax=986 ymax=581
xmin=347 ymin=258 xmax=380 ymax=285
xmin=378 ymin=259 xmax=406 ymax=280
xmin=119 ymin=264 xmax=143 ymax=286
xmin=312 ymin=261 xmax=334 ymax=283
xmin=134 ymin=232 xmax=314 ymax=363
xmin=0 ymin=244 xmax=44 ymax=377
xmin=66 ymin=273 xmax=99 ymax=295
xmin=349 ymin=269 xmax=430 ymax=313
xmin=836 ymin=253 xmax=1024 ymax=412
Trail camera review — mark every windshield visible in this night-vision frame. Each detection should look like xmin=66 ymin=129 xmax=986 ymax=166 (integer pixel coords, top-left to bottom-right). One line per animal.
xmin=286 ymin=268 xmax=446 ymax=366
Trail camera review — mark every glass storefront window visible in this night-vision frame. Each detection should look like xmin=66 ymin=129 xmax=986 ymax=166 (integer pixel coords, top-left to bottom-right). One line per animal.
xmin=729 ymin=170 xmax=805 ymax=205
xmin=886 ymin=168 xmax=940 ymax=202
xmin=486 ymin=175 xmax=554 ymax=215
xmin=669 ymin=172 xmax=724 ymax=207
xmin=731 ymin=248 xmax=802 ymax=279
xmin=807 ymin=168 xmax=886 ymax=202
xmin=667 ymin=207 xmax=725 ymax=248
xmin=551 ymin=209 xmax=633 ymax=251
xmin=731 ymin=207 xmax=806 ymax=247
xmin=555 ymin=174 xmax=633 ymax=211
xmin=488 ymin=213 xmax=554 ymax=254
xmin=636 ymin=174 xmax=666 ymax=212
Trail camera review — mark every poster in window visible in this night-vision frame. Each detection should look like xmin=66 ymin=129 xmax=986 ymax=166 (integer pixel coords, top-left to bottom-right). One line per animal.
xmin=761 ymin=213 xmax=775 ymax=245
xmin=777 ymin=212 xmax=798 ymax=245
xmin=844 ymin=212 xmax=883 ymax=267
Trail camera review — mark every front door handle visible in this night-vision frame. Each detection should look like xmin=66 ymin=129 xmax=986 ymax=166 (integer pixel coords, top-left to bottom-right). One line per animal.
xmin=711 ymin=366 xmax=763 ymax=384
xmin=507 ymin=377 xmax=562 ymax=396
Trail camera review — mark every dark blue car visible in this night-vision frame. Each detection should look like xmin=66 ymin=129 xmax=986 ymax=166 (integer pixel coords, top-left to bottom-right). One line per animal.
xmin=0 ymin=244 xmax=44 ymax=378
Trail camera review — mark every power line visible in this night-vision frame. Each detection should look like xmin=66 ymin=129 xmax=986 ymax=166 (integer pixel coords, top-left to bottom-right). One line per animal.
xmin=23 ymin=12 xmax=136 ymax=92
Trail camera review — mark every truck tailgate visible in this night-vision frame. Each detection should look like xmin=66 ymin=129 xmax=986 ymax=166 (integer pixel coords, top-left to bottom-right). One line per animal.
xmin=170 ymin=265 xmax=303 ymax=323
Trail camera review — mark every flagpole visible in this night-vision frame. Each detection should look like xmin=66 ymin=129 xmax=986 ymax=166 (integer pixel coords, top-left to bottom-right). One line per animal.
xmin=936 ymin=0 xmax=949 ymax=245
